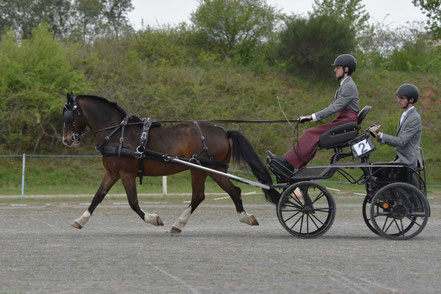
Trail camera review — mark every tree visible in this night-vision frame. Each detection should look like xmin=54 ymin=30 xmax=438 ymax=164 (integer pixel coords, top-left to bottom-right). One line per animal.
xmin=0 ymin=0 xmax=73 ymax=39
xmin=190 ymin=0 xmax=280 ymax=58
xmin=412 ymin=0 xmax=441 ymax=39
xmin=312 ymin=0 xmax=370 ymax=34
xmin=102 ymin=0 xmax=134 ymax=39
xmin=71 ymin=0 xmax=104 ymax=41
xmin=277 ymin=15 xmax=355 ymax=80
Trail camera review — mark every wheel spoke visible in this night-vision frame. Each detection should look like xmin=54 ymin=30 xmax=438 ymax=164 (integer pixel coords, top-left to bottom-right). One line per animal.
xmin=290 ymin=212 xmax=304 ymax=230
xmin=290 ymin=194 xmax=304 ymax=207
xmin=382 ymin=216 xmax=389 ymax=231
xmin=399 ymin=219 xmax=405 ymax=236
xmin=310 ymin=212 xmax=324 ymax=226
xmin=281 ymin=209 xmax=302 ymax=213
xmin=299 ymin=214 xmax=304 ymax=233
xmin=284 ymin=210 xmax=302 ymax=223
xmin=308 ymin=214 xmax=320 ymax=230
xmin=306 ymin=213 xmax=309 ymax=233
xmin=283 ymin=202 xmax=303 ymax=210
xmin=311 ymin=192 xmax=325 ymax=205
xmin=314 ymin=208 xmax=331 ymax=212
xmin=384 ymin=217 xmax=395 ymax=233
xmin=405 ymin=216 xmax=422 ymax=227
xmin=393 ymin=219 xmax=402 ymax=234
xmin=407 ymin=212 xmax=426 ymax=217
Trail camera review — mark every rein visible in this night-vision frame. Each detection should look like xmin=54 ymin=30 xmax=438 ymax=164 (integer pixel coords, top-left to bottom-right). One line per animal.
xmin=92 ymin=119 xmax=300 ymax=134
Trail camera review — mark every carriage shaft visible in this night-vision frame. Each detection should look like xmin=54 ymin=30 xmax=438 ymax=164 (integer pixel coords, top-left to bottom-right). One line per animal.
xmin=169 ymin=158 xmax=271 ymax=190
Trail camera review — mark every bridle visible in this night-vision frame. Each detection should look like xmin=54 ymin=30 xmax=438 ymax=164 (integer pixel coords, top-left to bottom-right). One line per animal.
xmin=63 ymin=95 xmax=86 ymax=144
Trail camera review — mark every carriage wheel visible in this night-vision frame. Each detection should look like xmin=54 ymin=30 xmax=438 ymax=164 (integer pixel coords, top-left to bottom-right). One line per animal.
xmin=370 ymin=182 xmax=429 ymax=240
xmin=362 ymin=196 xmax=380 ymax=236
xmin=277 ymin=181 xmax=336 ymax=238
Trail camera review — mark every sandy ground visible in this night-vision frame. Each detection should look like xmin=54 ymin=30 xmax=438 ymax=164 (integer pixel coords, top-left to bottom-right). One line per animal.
xmin=1 ymin=196 xmax=441 ymax=293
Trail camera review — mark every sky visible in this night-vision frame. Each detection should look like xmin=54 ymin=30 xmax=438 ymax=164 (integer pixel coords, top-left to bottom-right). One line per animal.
xmin=127 ymin=0 xmax=427 ymax=30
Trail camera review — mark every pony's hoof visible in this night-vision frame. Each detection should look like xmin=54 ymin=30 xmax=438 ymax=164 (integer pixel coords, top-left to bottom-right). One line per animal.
xmin=169 ymin=226 xmax=182 ymax=234
xmin=249 ymin=215 xmax=259 ymax=226
xmin=145 ymin=214 xmax=164 ymax=226
xmin=156 ymin=216 xmax=164 ymax=226
xmin=71 ymin=221 xmax=82 ymax=229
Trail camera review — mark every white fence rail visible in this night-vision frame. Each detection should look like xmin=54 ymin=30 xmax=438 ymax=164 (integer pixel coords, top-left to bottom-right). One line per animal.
xmin=0 ymin=154 xmax=169 ymax=197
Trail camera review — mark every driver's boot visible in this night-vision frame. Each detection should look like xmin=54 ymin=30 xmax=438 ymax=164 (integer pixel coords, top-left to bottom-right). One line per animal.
xmin=266 ymin=150 xmax=295 ymax=177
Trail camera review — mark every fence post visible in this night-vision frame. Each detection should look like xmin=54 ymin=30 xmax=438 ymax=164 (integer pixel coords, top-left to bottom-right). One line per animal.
xmin=21 ymin=153 xmax=26 ymax=198
xmin=162 ymin=176 xmax=167 ymax=196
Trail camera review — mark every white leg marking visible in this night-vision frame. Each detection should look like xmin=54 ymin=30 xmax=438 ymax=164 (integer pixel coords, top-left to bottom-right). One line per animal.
xmin=74 ymin=210 xmax=91 ymax=228
xmin=171 ymin=206 xmax=192 ymax=231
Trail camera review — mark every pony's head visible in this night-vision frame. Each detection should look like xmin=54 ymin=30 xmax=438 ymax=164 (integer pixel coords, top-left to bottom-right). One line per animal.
xmin=62 ymin=93 xmax=87 ymax=147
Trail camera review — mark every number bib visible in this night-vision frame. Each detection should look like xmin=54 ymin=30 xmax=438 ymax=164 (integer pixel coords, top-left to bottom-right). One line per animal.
xmin=350 ymin=134 xmax=376 ymax=158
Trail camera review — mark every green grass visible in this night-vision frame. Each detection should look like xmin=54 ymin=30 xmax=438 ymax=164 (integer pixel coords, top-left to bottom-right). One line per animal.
xmin=1 ymin=66 xmax=441 ymax=194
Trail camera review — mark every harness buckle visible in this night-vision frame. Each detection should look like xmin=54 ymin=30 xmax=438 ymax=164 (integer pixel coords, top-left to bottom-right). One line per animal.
xmin=135 ymin=146 xmax=145 ymax=159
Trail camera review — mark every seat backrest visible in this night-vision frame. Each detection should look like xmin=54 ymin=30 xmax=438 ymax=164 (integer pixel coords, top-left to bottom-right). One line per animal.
xmin=357 ymin=106 xmax=371 ymax=125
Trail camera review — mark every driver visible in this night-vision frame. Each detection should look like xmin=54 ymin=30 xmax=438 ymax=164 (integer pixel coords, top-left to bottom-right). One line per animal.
xmin=268 ymin=54 xmax=359 ymax=173
xmin=369 ymin=84 xmax=422 ymax=170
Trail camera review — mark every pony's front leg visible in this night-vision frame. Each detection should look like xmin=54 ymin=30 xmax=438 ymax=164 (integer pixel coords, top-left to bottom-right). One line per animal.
xmin=121 ymin=173 xmax=163 ymax=226
xmin=72 ymin=172 xmax=119 ymax=229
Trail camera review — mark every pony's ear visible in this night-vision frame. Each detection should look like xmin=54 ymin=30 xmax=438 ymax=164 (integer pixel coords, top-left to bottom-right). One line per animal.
xmin=67 ymin=92 xmax=74 ymax=103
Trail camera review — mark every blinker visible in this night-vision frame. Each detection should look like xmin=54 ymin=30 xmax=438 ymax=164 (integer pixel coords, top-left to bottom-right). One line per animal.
xmin=64 ymin=110 xmax=74 ymax=130
xmin=64 ymin=110 xmax=74 ymax=122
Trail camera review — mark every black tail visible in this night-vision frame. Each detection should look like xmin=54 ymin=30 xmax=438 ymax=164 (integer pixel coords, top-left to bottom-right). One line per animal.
xmin=227 ymin=130 xmax=281 ymax=204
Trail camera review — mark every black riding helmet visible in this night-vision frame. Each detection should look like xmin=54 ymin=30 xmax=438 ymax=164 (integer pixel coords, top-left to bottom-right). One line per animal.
xmin=332 ymin=54 xmax=357 ymax=74
xmin=396 ymin=83 xmax=419 ymax=103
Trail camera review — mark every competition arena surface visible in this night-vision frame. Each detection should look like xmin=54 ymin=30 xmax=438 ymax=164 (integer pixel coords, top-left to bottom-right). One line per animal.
xmin=1 ymin=193 xmax=441 ymax=293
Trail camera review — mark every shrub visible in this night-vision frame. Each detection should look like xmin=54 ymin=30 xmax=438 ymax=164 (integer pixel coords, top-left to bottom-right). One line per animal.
xmin=277 ymin=15 xmax=355 ymax=80
xmin=0 ymin=24 xmax=87 ymax=152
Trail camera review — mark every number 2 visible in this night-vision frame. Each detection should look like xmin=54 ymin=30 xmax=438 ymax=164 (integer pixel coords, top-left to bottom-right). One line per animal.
xmin=358 ymin=142 xmax=366 ymax=154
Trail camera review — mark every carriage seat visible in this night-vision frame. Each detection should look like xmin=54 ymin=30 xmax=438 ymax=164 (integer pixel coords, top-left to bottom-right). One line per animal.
xmin=318 ymin=106 xmax=371 ymax=149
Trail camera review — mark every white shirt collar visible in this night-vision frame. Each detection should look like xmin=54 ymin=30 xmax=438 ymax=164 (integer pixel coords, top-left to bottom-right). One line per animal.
xmin=340 ymin=76 xmax=349 ymax=86
xmin=402 ymin=106 xmax=415 ymax=117
xmin=400 ymin=106 xmax=415 ymax=125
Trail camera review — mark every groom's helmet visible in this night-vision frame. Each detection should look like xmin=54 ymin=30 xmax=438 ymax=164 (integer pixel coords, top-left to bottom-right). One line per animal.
xmin=396 ymin=84 xmax=419 ymax=103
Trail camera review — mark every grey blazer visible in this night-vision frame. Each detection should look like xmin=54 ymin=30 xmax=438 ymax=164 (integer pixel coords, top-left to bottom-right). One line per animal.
xmin=314 ymin=76 xmax=359 ymax=121
xmin=379 ymin=107 xmax=422 ymax=168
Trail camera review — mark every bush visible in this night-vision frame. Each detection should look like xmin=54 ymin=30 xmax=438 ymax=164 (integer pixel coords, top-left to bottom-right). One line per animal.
xmin=277 ymin=15 xmax=355 ymax=80
xmin=0 ymin=24 xmax=88 ymax=152
xmin=388 ymin=37 xmax=441 ymax=73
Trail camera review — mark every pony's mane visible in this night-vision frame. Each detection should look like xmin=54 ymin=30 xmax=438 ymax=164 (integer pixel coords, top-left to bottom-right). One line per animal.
xmin=76 ymin=95 xmax=143 ymax=123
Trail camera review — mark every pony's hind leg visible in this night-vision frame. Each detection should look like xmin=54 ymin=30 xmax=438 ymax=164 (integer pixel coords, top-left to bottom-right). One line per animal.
xmin=121 ymin=173 xmax=163 ymax=226
xmin=170 ymin=170 xmax=207 ymax=234
xmin=72 ymin=171 xmax=119 ymax=229
xmin=209 ymin=173 xmax=259 ymax=226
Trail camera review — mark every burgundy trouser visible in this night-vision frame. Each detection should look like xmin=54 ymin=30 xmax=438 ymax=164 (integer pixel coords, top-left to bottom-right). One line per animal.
xmin=284 ymin=110 xmax=358 ymax=168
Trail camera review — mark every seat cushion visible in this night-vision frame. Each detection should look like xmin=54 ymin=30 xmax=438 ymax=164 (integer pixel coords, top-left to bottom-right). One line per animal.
xmin=319 ymin=122 xmax=360 ymax=149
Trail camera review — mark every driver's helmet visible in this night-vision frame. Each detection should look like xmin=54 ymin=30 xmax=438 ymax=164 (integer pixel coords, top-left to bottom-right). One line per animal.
xmin=332 ymin=54 xmax=357 ymax=73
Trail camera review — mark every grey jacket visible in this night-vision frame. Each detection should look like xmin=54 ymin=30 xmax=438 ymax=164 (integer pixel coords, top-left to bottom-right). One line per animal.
xmin=314 ymin=76 xmax=359 ymax=121
xmin=379 ymin=107 xmax=422 ymax=168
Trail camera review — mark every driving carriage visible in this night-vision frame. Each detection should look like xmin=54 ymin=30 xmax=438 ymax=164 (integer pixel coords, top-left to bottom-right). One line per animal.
xmin=62 ymin=94 xmax=430 ymax=240
xmin=266 ymin=106 xmax=430 ymax=240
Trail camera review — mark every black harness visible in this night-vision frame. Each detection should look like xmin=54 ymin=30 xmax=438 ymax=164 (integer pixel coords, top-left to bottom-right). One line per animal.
xmin=95 ymin=116 xmax=228 ymax=184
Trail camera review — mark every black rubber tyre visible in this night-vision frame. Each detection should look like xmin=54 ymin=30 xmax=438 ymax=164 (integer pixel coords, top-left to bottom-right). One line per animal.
xmin=277 ymin=181 xmax=336 ymax=238
xmin=362 ymin=196 xmax=380 ymax=236
xmin=370 ymin=182 xmax=429 ymax=240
